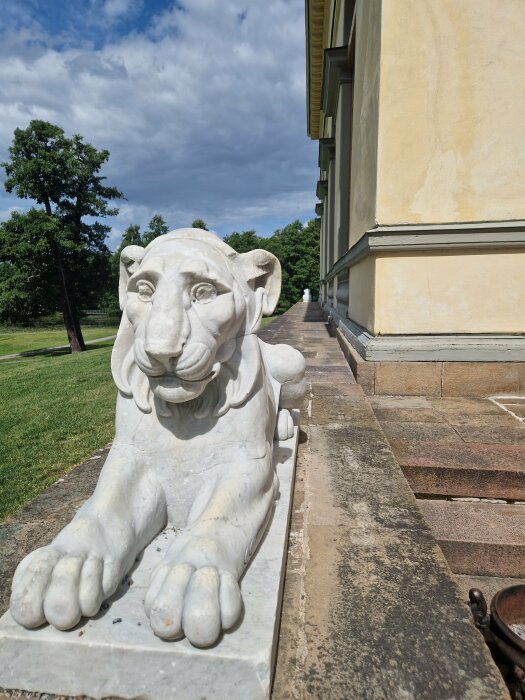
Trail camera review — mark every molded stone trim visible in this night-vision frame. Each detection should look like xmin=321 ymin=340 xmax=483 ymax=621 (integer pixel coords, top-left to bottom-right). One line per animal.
xmin=318 ymin=137 xmax=335 ymax=171
xmin=323 ymin=220 xmax=525 ymax=281
xmin=322 ymin=46 xmax=352 ymax=117
xmin=325 ymin=303 xmax=525 ymax=362
xmin=316 ymin=178 xmax=328 ymax=198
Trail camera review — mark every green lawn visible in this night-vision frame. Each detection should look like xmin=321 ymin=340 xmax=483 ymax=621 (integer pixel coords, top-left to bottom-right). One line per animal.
xmin=0 ymin=316 xmax=281 ymax=522
xmin=0 ymin=340 xmax=117 ymax=521
xmin=0 ymin=326 xmax=118 ymax=356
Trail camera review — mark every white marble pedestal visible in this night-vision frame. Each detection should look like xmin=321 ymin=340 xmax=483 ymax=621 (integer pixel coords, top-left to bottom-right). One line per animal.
xmin=0 ymin=428 xmax=298 ymax=700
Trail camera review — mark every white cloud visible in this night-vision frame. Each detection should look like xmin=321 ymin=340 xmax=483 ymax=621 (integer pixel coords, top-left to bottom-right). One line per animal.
xmin=0 ymin=0 xmax=318 ymax=246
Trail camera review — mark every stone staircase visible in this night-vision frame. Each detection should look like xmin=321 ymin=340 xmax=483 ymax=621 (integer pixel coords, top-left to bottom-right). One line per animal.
xmin=371 ymin=395 xmax=525 ymax=587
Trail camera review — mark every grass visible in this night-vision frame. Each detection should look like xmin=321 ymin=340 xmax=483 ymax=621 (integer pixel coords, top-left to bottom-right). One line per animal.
xmin=0 ymin=314 xmax=282 ymax=522
xmin=0 ymin=339 xmax=117 ymax=521
xmin=0 ymin=326 xmax=118 ymax=356
xmin=260 ymin=315 xmax=278 ymax=329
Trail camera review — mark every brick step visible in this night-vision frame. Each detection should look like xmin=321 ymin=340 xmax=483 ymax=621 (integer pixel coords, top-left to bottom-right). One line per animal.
xmin=393 ymin=441 xmax=525 ymax=500
xmin=418 ymin=499 xmax=525 ymax=577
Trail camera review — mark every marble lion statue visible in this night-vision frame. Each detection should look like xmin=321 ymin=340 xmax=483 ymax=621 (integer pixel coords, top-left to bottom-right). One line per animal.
xmin=10 ymin=228 xmax=305 ymax=648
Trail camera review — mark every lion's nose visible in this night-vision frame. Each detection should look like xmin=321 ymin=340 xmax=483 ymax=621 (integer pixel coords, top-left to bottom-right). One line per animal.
xmin=143 ymin=340 xmax=185 ymax=366
xmin=143 ymin=293 xmax=190 ymax=366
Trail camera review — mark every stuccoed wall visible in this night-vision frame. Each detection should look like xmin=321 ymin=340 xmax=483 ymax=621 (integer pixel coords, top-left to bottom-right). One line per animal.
xmin=374 ymin=250 xmax=525 ymax=335
xmin=347 ymin=255 xmax=375 ymax=331
xmin=376 ymin=0 xmax=525 ymax=225
xmin=348 ymin=0 xmax=381 ymax=246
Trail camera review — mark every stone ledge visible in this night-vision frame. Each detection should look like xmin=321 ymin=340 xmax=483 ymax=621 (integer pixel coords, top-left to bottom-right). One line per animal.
xmin=272 ymin=303 xmax=509 ymax=699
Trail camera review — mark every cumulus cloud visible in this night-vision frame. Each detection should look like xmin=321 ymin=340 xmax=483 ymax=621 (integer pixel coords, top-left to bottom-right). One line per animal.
xmin=0 ymin=0 xmax=317 ymax=247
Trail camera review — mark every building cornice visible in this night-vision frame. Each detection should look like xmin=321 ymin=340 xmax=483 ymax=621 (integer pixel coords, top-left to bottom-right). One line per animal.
xmin=306 ymin=0 xmax=328 ymax=139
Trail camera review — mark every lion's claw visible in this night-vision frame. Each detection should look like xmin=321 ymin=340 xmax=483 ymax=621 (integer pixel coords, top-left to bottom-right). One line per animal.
xmin=10 ymin=546 xmax=120 ymax=631
xmin=145 ymin=563 xmax=242 ymax=647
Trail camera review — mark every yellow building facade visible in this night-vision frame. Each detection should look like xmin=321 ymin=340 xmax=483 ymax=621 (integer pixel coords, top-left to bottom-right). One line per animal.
xmin=307 ymin=0 xmax=525 ymax=394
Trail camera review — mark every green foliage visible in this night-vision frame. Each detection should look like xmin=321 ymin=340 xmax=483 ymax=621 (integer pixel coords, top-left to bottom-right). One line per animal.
xmin=142 ymin=214 xmax=169 ymax=246
xmin=1 ymin=120 xmax=122 ymax=342
xmin=191 ymin=218 xmax=208 ymax=230
xmin=223 ymin=230 xmax=260 ymax=253
xmin=103 ymin=214 xmax=170 ymax=316
xmin=224 ymin=219 xmax=320 ymax=313
xmin=0 ymin=340 xmax=117 ymax=520
xmin=0 ymin=209 xmax=59 ymax=323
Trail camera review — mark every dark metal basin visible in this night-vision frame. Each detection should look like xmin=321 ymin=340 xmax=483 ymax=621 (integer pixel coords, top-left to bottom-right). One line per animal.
xmin=491 ymin=585 xmax=525 ymax=654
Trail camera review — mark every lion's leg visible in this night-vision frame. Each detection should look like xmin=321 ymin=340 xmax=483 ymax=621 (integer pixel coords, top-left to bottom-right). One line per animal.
xmin=145 ymin=454 xmax=276 ymax=647
xmin=10 ymin=445 xmax=166 ymax=631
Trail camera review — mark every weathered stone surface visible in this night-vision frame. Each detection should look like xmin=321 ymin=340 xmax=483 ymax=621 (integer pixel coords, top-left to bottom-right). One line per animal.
xmin=380 ymin=420 xmax=462 ymax=443
xmin=419 ymin=500 xmax=525 ymax=577
xmin=453 ymin=425 xmax=525 ymax=444
xmin=372 ymin=406 xmax=446 ymax=423
xmin=430 ymin=396 xmax=506 ymax=415
xmin=375 ymin=361 xmax=442 ymax=396
xmin=272 ymin=303 xmax=507 ymax=699
xmin=455 ymin=574 xmax=525 ymax=609
xmin=402 ymin=460 xmax=525 ymax=500
xmin=391 ymin=440 xmax=525 ymax=472
xmin=442 ymin=363 xmax=521 ymax=397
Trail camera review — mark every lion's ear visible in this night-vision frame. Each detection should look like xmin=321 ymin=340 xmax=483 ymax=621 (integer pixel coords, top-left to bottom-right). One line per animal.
xmin=119 ymin=245 xmax=145 ymax=310
xmin=239 ymin=249 xmax=281 ymax=315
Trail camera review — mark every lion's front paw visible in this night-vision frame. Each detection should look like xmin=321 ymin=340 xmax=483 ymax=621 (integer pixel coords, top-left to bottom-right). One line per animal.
xmin=144 ymin=563 xmax=242 ymax=647
xmin=275 ymin=408 xmax=294 ymax=440
xmin=10 ymin=545 xmax=121 ymax=631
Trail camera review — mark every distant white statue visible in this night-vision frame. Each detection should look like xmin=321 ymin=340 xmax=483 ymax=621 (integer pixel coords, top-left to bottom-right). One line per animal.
xmin=302 ymin=288 xmax=311 ymax=302
xmin=10 ymin=229 xmax=306 ymax=648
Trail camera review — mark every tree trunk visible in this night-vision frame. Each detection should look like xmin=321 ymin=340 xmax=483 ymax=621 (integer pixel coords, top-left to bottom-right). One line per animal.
xmin=44 ymin=198 xmax=86 ymax=353
xmin=57 ymin=256 xmax=86 ymax=353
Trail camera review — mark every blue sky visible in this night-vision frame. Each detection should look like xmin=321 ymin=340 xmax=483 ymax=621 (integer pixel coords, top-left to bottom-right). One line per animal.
xmin=0 ymin=0 xmax=318 ymax=249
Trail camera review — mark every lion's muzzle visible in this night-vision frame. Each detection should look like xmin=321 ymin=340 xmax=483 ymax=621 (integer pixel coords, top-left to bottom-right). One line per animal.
xmin=134 ymin=338 xmax=220 ymax=404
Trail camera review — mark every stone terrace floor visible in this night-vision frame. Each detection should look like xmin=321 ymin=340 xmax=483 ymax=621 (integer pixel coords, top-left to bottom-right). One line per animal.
xmin=0 ymin=302 xmax=513 ymax=699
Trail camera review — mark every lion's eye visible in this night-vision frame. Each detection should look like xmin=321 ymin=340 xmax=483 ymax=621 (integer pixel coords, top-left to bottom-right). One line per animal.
xmin=137 ymin=280 xmax=155 ymax=302
xmin=191 ymin=282 xmax=217 ymax=303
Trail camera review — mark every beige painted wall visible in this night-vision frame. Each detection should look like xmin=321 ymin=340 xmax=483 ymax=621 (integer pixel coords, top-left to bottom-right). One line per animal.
xmin=348 ymin=0 xmax=381 ymax=246
xmin=348 ymin=255 xmax=375 ymax=331
xmin=377 ymin=0 xmax=525 ymax=225
xmin=374 ymin=251 xmax=525 ymax=334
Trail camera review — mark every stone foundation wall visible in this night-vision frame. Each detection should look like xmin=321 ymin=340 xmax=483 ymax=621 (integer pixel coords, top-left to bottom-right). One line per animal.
xmin=327 ymin=316 xmax=525 ymax=397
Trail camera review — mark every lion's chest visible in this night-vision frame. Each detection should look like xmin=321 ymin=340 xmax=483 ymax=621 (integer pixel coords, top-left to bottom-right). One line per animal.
xmin=114 ymin=392 xmax=274 ymax=527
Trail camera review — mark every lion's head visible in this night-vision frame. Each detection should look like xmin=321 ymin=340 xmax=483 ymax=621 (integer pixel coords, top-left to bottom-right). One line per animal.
xmin=111 ymin=228 xmax=281 ymax=417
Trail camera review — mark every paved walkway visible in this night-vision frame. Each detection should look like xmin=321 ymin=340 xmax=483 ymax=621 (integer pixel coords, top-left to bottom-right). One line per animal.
xmin=0 ymin=304 xmax=509 ymax=698
xmin=0 ymin=335 xmax=117 ymax=361
xmin=261 ymin=304 xmax=506 ymax=698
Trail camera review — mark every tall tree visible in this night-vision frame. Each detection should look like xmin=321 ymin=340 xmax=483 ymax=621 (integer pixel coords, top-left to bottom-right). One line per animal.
xmin=142 ymin=214 xmax=169 ymax=246
xmin=191 ymin=218 xmax=208 ymax=230
xmin=2 ymin=120 xmax=123 ymax=351
xmin=224 ymin=220 xmax=320 ymax=313
xmin=223 ymin=230 xmax=261 ymax=254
